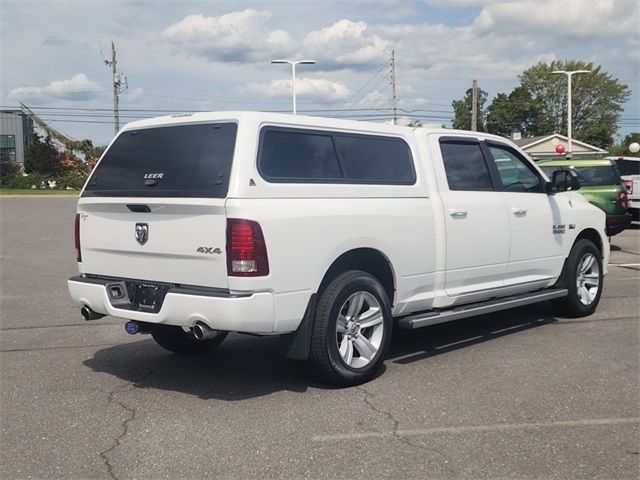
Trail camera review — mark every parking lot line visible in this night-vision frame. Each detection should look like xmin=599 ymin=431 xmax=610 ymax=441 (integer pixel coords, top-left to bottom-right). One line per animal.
xmin=312 ymin=417 xmax=640 ymax=442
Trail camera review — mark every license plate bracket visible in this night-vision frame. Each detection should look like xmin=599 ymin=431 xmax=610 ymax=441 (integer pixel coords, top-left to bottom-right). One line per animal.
xmin=105 ymin=280 xmax=170 ymax=313
xmin=130 ymin=282 xmax=167 ymax=311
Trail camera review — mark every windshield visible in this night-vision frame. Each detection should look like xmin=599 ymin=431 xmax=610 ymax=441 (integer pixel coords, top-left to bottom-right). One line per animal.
xmin=540 ymin=165 xmax=620 ymax=187
xmin=83 ymin=122 xmax=237 ymax=197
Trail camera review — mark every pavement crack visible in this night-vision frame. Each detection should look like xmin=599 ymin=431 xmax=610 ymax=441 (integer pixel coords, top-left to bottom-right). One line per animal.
xmin=98 ymin=369 xmax=156 ymax=480
xmin=356 ymin=385 xmax=455 ymax=474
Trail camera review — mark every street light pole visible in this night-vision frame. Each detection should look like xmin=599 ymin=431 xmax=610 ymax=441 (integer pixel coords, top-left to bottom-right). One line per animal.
xmin=271 ymin=59 xmax=316 ymax=115
xmin=552 ymin=69 xmax=591 ymax=156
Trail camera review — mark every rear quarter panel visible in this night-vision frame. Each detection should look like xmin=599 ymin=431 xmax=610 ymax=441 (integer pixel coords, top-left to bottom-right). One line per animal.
xmin=225 ymin=117 xmax=438 ymax=332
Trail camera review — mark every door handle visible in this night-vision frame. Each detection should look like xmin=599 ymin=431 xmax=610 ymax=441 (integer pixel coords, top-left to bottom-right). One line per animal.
xmin=512 ymin=207 xmax=528 ymax=215
xmin=449 ymin=208 xmax=468 ymax=218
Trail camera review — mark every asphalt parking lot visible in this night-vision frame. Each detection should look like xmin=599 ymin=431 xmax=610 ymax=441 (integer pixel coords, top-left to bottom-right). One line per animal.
xmin=1 ymin=196 xmax=638 ymax=480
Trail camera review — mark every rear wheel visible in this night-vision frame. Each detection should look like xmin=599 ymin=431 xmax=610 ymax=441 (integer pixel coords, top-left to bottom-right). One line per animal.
xmin=151 ymin=325 xmax=227 ymax=355
xmin=309 ymin=271 xmax=392 ymax=386
xmin=553 ymin=239 xmax=603 ymax=317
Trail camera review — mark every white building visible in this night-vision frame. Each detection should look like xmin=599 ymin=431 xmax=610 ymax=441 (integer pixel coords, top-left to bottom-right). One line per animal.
xmin=513 ymin=133 xmax=607 ymax=161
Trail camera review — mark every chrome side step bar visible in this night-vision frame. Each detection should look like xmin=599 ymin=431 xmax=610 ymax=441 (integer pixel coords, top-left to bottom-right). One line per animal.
xmin=398 ymin=288 xmax=568 ymax=330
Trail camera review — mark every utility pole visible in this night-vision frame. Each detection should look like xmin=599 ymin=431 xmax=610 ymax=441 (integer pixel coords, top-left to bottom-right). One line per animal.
xmin=110 ymin=42 xmax=119 ymax=135
xmin=471 ymin=79 xmax=478 ymax=132
xmin=390 ymin=49 xmax=398 ymax=125
xmin=104 ymin=41 xmax=127 ymax=135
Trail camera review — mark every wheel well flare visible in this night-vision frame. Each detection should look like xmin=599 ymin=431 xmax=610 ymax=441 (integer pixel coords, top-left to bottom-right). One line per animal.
xmin=319 ymin=249 xmax=395 ymax=305
xmin=575 ymin=228 xmax=603 ymax=257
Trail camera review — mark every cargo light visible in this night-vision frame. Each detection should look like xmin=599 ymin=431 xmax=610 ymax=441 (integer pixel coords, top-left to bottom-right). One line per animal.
xmin=226 ymin=219 xmax=269 ymax=276
xmin=74 ymin=213 xmax=82 ymax=262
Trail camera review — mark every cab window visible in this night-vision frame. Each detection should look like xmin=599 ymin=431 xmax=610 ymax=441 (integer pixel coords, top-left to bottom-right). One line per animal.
xmin=440 ymin=141 xmax=494 ymax=191
xmin=488 ymin=145 xmax=544 ymax=193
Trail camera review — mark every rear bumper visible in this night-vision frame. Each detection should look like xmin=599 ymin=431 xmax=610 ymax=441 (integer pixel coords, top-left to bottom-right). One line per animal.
xmin=606 ymin=213 xmax=632 ymax=236
xmin=68 ymin=275 xmax=276 ymax=334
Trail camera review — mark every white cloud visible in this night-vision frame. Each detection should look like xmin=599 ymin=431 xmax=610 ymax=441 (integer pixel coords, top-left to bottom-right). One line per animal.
xmin=7 ymin=74 xmax=102 ymax=101
xmin=162 ymin=10 xmax=294 ymax=62
xmin=246 ymin=77 xmax=350 ymax=100
xmin=473 ymin=0 xmax=638 ymax=37
xmin=304 ymin=19 xmax=390 ymax=69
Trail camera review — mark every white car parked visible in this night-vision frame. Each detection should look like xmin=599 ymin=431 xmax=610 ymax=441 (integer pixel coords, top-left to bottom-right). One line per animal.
xmin=69 ymin=112 xmax=608 ymax=386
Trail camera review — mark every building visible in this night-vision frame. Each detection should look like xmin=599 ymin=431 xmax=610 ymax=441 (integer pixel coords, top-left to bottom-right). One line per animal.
xmin=512 ymin=133 xmax=607 ymax=161
xmin=0 ymin=110 xmax=34 ymax=164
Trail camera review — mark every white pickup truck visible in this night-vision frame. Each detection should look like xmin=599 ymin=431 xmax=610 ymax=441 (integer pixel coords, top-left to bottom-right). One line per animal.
xmin=68 ymin=112 xmax=608 ymax=386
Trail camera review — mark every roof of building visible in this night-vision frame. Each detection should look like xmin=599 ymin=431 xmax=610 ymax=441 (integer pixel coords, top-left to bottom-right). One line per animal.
xmin=513 ymin=135 xmax=548 ymax=147
xmin=512 ymin=133 xmax=607 ymax=154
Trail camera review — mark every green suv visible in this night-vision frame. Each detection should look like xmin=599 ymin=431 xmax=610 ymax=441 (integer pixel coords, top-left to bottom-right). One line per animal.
xmin=539 ymin=158 xmax=631 ymax=236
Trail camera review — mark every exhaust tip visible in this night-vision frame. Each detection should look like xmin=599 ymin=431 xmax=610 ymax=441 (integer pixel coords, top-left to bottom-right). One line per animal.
xmin=192 ymin=322 xmax=219 ymax=341
xmin=81 ymin=306 xmax=105 ymax=321
xmin=192 ymin=323 xmax=206 ymax=340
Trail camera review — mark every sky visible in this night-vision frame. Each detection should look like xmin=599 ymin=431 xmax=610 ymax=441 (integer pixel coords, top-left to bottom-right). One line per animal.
xmin=1 ymin=0 xmax=638 ymax=146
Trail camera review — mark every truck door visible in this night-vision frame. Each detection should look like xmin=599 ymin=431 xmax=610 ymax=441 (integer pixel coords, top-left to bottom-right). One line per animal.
xmin=436 ymin=137 xmax=510 ymax=297
xmin=483 ymin=142 xmax=566 ymax=286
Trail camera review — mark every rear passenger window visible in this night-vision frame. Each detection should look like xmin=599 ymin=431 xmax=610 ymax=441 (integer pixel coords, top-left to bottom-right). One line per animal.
xmin=258 ymin=127 xmax=415 ymax=184
xmin=259 ymin=129 xmax=342 ymax=180
xmin=440 ymin=141 xmax=493 ymax=191
xmin=334 ymin=135 xmax=414 ymax=183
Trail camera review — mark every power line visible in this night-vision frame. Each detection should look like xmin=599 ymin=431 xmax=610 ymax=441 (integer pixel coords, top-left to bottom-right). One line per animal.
xmin=342 ymin=60 xmax=390 ymax=107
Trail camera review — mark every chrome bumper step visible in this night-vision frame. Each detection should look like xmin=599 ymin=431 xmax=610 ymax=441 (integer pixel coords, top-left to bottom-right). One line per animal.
xmin=398 ymin=288 xmax=568 ymax=330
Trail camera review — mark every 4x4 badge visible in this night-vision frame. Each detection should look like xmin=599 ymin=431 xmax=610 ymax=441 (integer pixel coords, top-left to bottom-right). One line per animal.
xmin=135 ymin=223 xmax=149 ymax=245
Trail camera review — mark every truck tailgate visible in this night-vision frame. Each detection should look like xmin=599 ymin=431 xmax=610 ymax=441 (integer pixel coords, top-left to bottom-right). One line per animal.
xmin=78 ymin=198 xmax=228 ymax=288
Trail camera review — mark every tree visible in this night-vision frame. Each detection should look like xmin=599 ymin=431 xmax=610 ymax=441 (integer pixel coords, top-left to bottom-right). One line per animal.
xmin=24 ymin=133 xmax=59 ymax=175
xmin=487 ymin=60 xmax=630 ymax=148
xmin=486 ymin=86 xmax=544 ymax=138
xmin=609 ymin=132 xmax=640 ymax=157
xmin=452 ymin=86 xmax=488 ymax=131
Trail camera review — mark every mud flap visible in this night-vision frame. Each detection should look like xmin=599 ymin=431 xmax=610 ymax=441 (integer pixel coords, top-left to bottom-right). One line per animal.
xmin=280 ymin=294 xmax=317 ymax=360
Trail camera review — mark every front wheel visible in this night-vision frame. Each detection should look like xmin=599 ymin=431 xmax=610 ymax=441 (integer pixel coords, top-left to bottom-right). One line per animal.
xmin=309 ymin=271 xmax=392 ymax=387
xmin=553 ymin=239 xmax=604 ymax=317
xmin=151 ymin=324 xmax=228 ymax=355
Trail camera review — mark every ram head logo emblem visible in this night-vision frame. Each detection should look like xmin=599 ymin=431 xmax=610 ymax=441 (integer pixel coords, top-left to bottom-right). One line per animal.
xmin=135 ymin=223 xmax=149 ymax=245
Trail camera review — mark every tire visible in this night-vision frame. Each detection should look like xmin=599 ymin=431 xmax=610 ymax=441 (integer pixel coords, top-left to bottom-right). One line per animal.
xmin=151 ymin=324 xmax=228 ymax=355
xmin=309 ymin=270 xmax=392 ymax=387
xmin=553 ymin=239 xmax=604 ymax=317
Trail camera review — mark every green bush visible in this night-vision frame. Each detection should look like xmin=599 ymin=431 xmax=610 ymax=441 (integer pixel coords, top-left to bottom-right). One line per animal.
xmin=0 ymin=161 xmax=23 ymax=179
xmin=0 ymin=172 xmax=88 ymax=190
xmin=24 ymin=134 xmax=60 ymax=175
xmin=54 ymin=173 xmax=87 ymax=190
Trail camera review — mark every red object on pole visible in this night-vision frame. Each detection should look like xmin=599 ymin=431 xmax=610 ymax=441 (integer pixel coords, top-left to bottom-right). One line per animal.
xmin=555 ymin=144 xmax=566 ymax=154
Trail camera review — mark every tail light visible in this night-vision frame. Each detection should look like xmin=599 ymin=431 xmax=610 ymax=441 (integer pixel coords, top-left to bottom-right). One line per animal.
xmin=74 ymin=213 xmax=82 ymax=262
xmin=226 ymin=219 xmax=269 ymax=276
xmin=623 ymin=178 xmax=633 ymax=195
xmin=616 ymin=190 xmax=628 ymax=210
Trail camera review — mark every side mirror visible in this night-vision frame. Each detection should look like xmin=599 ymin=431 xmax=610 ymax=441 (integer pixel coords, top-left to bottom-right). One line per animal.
xmin=547 ymin=169 xmax=581 ymax=194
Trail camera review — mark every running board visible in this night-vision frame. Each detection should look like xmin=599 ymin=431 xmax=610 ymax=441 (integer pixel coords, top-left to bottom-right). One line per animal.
xmin=398 ymin=288 xmax=568 ymax=330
